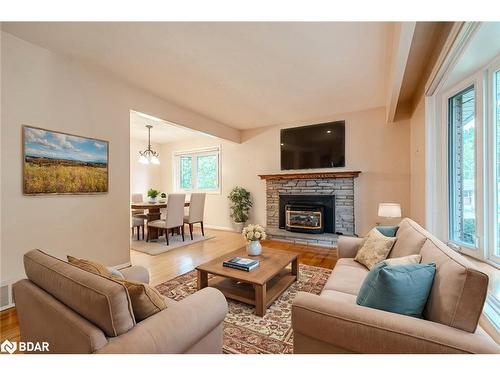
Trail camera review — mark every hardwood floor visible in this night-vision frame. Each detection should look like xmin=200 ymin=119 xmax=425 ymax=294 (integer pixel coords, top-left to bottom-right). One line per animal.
xmin=0 ymin=227 xmax=337 ymax=345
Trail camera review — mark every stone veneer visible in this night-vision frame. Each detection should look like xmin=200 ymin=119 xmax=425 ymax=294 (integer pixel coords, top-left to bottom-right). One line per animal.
xmin=266 ymin=178 xmax=355 ymax=235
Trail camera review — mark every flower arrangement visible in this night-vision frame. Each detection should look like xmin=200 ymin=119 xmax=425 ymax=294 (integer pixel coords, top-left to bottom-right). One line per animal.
xmin=242 ymin=224 xmax=267 ymax=242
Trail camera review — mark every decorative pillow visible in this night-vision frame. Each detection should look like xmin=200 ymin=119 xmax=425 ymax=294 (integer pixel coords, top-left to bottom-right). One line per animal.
xmin=383 ymin=254 xmax=422 ymax=266
xmin=356 ymin=262 xmax=436 ymax=318
xmin=113 ymin=278 xmax=167 ymax=322
xmin=67 ymin=255 xmax=112 ymax=277
xmin=376 ymin=225 xmax=399 ymax=237
xmin=355 ymin=228 xmax=397 ymax=269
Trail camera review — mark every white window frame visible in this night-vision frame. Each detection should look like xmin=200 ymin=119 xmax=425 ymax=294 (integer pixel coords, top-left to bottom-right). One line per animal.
xmin=487 ymin=57 xmax=500 ymax=265
xmin=172 ymin=146 xmax=221 ymax=194
xmin=439 ymin=72 xmax=486 ymax=260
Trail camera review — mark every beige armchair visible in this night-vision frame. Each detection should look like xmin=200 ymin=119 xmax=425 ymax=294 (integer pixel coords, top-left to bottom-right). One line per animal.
xmin=13 ymin=249 xmax=228 ymax=354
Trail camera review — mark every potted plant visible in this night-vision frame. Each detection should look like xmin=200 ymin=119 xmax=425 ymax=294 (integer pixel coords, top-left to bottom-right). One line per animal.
xmin=228 ymin=186 xmax=252 ymax=233
xmin=242 ymin=224 xmax=266 ymax=256
xmin=159 ymin=192 xmax=167 ymax=203
xmin=147 ymin=188 xmax=160 ymax=203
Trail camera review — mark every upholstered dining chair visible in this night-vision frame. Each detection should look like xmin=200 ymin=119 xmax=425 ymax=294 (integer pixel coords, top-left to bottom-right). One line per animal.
xmin=183 ymin=193 xmax=206 ymax=240
xmin=131 ymin=193 xmax=147 ymax=220
xmin=131 ymin=216 xmax=145 ymax=240
xmin=147 ymin=193 xmax=186 ymax=245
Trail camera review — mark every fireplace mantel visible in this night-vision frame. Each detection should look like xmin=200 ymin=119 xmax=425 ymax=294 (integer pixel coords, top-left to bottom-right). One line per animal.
xmin=258 ymin=171 xmax=361 ymax=180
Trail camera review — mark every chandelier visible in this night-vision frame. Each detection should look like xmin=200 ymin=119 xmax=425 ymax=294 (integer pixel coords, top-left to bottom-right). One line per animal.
xmin=138 ymin=125 xmax=160 ymax=165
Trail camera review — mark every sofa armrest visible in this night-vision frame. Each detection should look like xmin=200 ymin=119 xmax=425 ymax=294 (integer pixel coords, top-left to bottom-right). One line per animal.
xmin=96 ymin=287 xmax=228 ymax=353
xmin=337 ymin=235 xmax=364 ymax=258
xmin=292 ymin=292 xmax=500 ymax=354
xmin=119 ymin=265 xmax=150 ymax=284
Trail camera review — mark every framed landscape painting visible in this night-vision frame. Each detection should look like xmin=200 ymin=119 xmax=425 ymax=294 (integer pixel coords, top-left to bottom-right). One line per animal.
xmin=23 ymin=125 xmax=109 ymax=195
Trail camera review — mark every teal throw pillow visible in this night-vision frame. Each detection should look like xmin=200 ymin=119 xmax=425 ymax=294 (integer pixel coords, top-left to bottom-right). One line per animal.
xmin=356 ymin=262 xmax=436 ymax=318
xmin=376 ymin=225 xmax=399 ymax=237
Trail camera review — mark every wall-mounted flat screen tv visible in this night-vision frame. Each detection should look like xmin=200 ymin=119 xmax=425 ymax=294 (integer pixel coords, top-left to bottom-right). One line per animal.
xmin=280 ymin=121 xmax=345 ymax=170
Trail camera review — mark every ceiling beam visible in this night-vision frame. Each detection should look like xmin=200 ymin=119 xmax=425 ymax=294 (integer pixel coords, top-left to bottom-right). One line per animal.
xmin=386 ymin=22 xmax=416 ymax=123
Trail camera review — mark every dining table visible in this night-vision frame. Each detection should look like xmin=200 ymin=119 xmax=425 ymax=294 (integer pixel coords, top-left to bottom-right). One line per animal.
xmin=131 ymin=201 xmax=190 ymax=241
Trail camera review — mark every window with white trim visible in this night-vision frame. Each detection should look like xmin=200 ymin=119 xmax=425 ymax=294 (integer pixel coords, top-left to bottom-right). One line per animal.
xmin=173 ymin=146 xmax=221 ymax=193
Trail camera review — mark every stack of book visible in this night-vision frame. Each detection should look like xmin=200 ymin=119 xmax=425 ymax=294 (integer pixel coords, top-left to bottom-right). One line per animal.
xmin=223 ymin=257 xmax=260 ymax=272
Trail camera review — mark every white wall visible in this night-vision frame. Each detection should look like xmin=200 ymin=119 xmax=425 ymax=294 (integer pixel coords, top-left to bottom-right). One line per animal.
xmin=130 ymin=138 xmax=162 ymax=199
xmin=0 ymin=32 xmax=235 ymax=285
xmin=160 ymin=106 xmax=411 ymax=236
xmin=409 ymin=95 xmax=426 ymax=226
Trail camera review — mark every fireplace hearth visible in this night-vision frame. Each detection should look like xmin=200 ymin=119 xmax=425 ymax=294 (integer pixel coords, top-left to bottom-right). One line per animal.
xmin=279 ymin=194 xmax=335 ymax=234
xmin=285 ymin=203 xmax=324 ymax=234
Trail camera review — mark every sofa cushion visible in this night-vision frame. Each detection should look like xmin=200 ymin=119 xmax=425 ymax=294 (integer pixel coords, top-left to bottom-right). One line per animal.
xmin=383 ymin=254 xmax=421 ymax=266
xmin=355 ymin=228 xmax=396 ymax=269
xmin=388 ymin=219 xmax=427 ymax=258
xmin=323 ymin=258 xmax=369 ymax=295
xmin=356 ymin=262 xmax=436 ymax=318
xmin=24 ymin=249 xmax=135 ymax=337
xmin=376 ymin=225 xmax=399 ymax=237
xmin=420 ymin=239 xmax=489 ymax=333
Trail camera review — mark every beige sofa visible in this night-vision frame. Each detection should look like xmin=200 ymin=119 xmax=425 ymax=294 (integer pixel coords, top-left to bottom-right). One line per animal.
xmin=292 ymin=218 xmax=500 ymax=354
xmin=13 ymin=250 xmax=228 ymax=354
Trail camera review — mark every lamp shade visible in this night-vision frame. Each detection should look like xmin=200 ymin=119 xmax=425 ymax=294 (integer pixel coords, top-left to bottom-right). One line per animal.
xmin=378 ymin=203 xmax=401 ymax=218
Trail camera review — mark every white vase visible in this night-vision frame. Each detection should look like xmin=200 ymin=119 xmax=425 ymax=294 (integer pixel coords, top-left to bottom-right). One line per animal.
xmin=247 ymin=240 xmax=262 ymax=256
xmin=149 ymin=197 xmax=157 ymax=203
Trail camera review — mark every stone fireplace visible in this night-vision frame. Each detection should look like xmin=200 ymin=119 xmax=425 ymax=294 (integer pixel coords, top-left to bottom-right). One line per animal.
xmin=259 ymin=171 xmax=360 ymax=246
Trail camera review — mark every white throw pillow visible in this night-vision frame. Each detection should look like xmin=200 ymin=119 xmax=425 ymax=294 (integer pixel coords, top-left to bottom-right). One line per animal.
xmin=355 ymin=228 xmax=397 ymax=269
xmin=383 ymin=254 xmax=422 ymax=266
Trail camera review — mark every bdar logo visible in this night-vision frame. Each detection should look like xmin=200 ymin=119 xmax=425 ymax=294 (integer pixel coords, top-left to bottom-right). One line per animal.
xmin=1 ymin=339 xmax=17 ymax=354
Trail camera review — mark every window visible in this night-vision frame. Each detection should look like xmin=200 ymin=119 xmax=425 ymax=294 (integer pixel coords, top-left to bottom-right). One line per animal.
xmin=494 ymin=69 xmax=500 ymax=259
xmin=174 ymin=147 xmax=220 ymax=193
xmin=448 ymin=86 xmax=477 ymax=248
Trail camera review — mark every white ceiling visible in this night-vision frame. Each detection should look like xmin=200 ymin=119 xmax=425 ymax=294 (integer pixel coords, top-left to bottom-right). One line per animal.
xmin=446 ymin=22 xmax=500 ymax=89
xmin=3 ymin=22 xmax=393 ymax=130
xmin=130 ymin=110 xmax=203 ymax=144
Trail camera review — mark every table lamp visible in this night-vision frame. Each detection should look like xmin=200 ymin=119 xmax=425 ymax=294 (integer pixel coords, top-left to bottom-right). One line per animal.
xmin=377 ymin=203 xmax=401 ymax=225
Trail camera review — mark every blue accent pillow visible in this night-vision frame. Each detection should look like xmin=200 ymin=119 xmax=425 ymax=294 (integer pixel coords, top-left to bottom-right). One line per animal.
xmin=356 ymin=262 xmax=436 ymax=318
xmin=376 ymin=225 xmax=399 ymax=237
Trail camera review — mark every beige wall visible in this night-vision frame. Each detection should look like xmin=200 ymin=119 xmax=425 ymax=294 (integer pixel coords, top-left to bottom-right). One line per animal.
xmin=130 ymin=138 xmax=162 ymax=199
xmin=160 ymin=106 xmax=411 ymax=236
xmin=409 ymin=95 xmax=426 ymax=226
xmin=0 ymin=32 xmax=234 ymax=285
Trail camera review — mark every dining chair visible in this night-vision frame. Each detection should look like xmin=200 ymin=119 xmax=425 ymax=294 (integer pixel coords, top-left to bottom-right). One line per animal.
xmin=147 ymin=193 xmax=186 ymax=245
xmin=131 ymin=216 xmax=145 ymax=240
xmin=131 ymin=193 xmax=147 ymax=219
xmin=183 ymin=193 xmax=206 ymax=240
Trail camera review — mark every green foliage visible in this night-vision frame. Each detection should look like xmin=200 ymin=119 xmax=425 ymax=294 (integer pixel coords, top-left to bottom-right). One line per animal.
xmin=197 ymin=155 xmax=218 ymax=189
xmin=462 ymin=218 xmax=476 ymax=245
xmin=160 ymin=192 xmax=167 ymax=198
xmin=147 ymin=188 xmax=159 ymax=199
xmin=180 ymin=156 xmax=192 ymax=189
xmin=228 ymin=186 xmax=252 ymax=223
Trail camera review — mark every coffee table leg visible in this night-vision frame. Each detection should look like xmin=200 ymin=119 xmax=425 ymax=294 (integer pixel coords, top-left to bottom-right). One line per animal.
xmin=291 ymin=258 xmax=298 ymax=278
xmin=197 ymin=270 xmax=208 ymax=290
xmin=255 ymin=284 xmax=267 ymax=317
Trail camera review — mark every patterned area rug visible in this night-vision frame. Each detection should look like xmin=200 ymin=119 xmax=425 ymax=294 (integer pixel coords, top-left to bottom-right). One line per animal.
xmin=155 ymin=264 xmax=331 ymax=354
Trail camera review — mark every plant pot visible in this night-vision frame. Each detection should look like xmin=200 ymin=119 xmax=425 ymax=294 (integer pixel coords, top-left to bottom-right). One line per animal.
xmin=233 ymin=221 xmax=245 ymax=233
xmin=247 ymin=240 xmax=262 ymax=256
xmin=158 ymin=199 xmax=166 ymax=203
xmin=148 ymin=197 xmax=157 ymax=203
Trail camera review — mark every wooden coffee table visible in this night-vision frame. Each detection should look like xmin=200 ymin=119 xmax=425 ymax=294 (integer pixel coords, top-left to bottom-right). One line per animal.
xmin=196 ymin=247 xmax=298 ymax=316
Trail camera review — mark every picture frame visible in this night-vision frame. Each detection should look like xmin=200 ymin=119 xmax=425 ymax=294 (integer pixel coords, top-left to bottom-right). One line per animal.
xmin=22 ymin=125 xmax=109 ymax=195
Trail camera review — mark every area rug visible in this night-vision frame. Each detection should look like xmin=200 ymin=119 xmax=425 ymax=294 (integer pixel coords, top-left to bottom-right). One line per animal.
xmin=131 ymin=233 xmax=215 ymax=255
xmin=155 ymin=264 xmax=331 ymax=354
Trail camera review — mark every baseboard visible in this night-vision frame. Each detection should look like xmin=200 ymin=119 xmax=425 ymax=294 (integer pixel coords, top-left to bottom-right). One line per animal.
xmin=204 ymin=224 xmax=237 ymax=232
